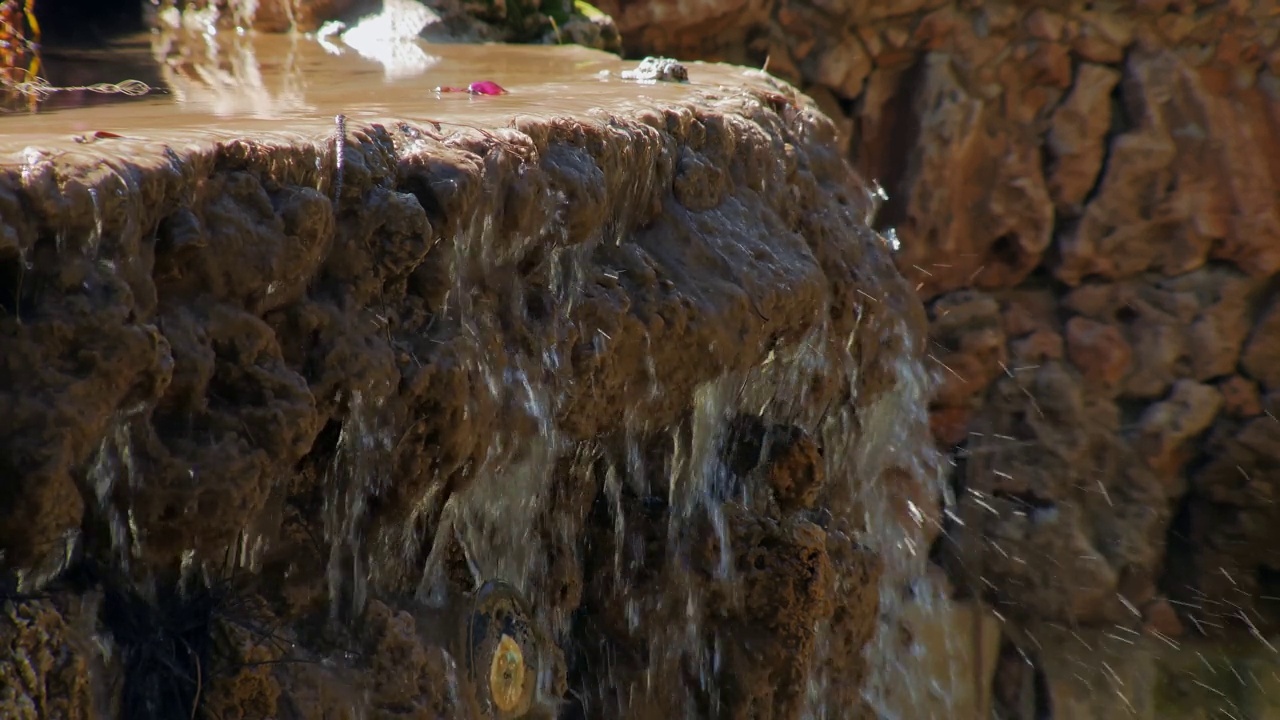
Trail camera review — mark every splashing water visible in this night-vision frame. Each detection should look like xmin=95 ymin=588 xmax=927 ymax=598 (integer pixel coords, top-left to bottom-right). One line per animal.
xmin=6 ymin=55 xmax=967 ymax=715
xmin=325 ymin=387 xmax=398 ymax=623
xmin=297 ymin=152 xmax=962 ymax=716
xmin=851 ymin=317 xmax=957 ymax=719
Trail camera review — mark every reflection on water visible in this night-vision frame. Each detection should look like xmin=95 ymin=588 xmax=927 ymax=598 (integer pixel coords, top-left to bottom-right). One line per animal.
xmin=153 ymin=29 xmax=316 ymax=119
xmin=0 ymin=29 xmax=749 ymax=154
xmin=323 ymin=0 xmax=443 ymax=79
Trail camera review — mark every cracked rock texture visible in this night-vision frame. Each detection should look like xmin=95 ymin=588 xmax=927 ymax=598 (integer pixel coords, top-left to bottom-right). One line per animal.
xmin=0 ymin=71 xmax=923 ymax=718
xmin=600 ymin=0 xmax=1280 ymax=714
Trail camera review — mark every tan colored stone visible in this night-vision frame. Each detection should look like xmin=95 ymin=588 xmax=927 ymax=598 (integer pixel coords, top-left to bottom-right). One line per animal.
xmin=1011 ymin=328 xmax=1064 ymax=363
xmin=1220 ymin=375 xmax=1264 ymax=417
xmin=763 ymin=42 xmax=804 ymax=84
xmin=929 ymin=291 xmax=1008 ymax=406
xmin=1142 ymin=598 xmax=1185 ymax=638
xmin=930 ymin=405 xmax=973 ymax=446
xmin=883 ymin=24 xmax=911 ymax=49
xmin=1047 ymin=63 xmax=1121 ymax=212
xmin=891 ymin=601 xmax=1001 ymax=719
xmin=914 ymin=6 xmax=964 ymax=50
xmin=1137 ymin=379 xmax=1223 ymax=474
xmin=861 ymin=0 xmax=943 ymax=21
xmin=1025 ymin=7 xmax=1065 ymax=41
xmin=1066 ymin=316 xmax=1132 ymax=393
xmin=1029 ymin=41 xmax=1074 ymax=89
xmin=1081 ymin=10 xmax=1136 ymax=47
xmin=980 ymin=2 xmax=1020 ymax=31
xmin=1037 ymin=626 xmax=1158 ymax=720
xmin=776 ymin=4 xmax=818 ymax=61
xmin=804 ymin=85 xmax=854 ymax=153
xmin=1060 ymin=268 xmax=1259 ymax=399
xmin=1154 ymin=13 xmax=1195 ymax=43
xmin=251 ymin=0 xmax=373 ymax=31
xmin=1072 ymin=23 xmax=1125 ymax=63
xmin=595 ymin=0 xmax=771 ymax=58
xmin=998 ymin=289 xmax=1058 ymax=338
xmin=1243 ymin=295 xmax=1280 ymax=391
xmin=1057 ymin=49 xmax=1280 ymax=285
xmin=856 ymin=24 xmax=883 ymax=57
xmin=812 ymin=38 xmax=872 ymax=98
xmin=876 ymin=55 xmax=1053 ymax=298
xmin=1001 ymin=304 xmax=1037 ymax=337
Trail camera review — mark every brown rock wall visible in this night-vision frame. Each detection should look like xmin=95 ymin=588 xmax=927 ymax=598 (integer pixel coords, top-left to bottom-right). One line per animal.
xmin=599 ymin=0 xmax=1280 ymax=647
xmin=0 ymin=69 xmax=916 ymax=718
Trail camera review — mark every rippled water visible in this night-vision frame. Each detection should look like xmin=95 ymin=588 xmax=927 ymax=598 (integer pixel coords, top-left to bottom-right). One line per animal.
xmin=0 ymin=28 xmax=766 ymax=153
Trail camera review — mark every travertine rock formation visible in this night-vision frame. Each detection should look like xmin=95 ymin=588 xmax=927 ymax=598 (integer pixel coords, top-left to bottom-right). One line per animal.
xmin=598 ymin=0 xmax=1280 ymax=715
xmin=0 ymin=55 xmax=926 ymax=718
xmin=615 ymin=0 xmax=1280 ymax=626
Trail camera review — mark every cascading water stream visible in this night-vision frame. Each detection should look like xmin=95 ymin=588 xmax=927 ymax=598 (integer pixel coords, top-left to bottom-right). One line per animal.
xmin=0 ymin=34 xmax=974 ymax=719
xmin=342 ymin=165 xmax=962 ymax=718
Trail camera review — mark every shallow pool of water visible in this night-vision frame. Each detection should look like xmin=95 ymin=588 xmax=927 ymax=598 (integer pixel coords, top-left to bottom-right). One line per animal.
xmin=0 ymin=30 xmax=763 ymax=155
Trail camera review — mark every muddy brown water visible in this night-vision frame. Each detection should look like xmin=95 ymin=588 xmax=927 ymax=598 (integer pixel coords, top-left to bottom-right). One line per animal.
xmin=0 ymin=32 xmax=768 ymax=153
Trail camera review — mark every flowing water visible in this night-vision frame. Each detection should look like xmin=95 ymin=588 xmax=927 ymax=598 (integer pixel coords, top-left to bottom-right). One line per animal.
xmin=1 ymin=25 xmax=965 ymax=720
xmin=2 ymin=28 xmax=767 ymax=150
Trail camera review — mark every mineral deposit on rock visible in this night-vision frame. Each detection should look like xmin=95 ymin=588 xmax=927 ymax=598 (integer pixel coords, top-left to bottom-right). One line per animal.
xmin=0 ymin=38 xmax=932 ymax=720
xmin=598 ymin=0 xmax=1280 ymax=715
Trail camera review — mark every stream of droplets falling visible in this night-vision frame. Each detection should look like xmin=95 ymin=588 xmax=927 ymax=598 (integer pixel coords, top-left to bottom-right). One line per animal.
xmin=46 ymin=127 xmax=963 ymax=716
xmin=406 ymin=171 xmax=954 ymax=716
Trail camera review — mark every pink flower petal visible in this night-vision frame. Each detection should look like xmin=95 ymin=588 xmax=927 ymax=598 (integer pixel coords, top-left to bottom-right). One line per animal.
xmin=467 ymin=81 xmax=506 ymax=96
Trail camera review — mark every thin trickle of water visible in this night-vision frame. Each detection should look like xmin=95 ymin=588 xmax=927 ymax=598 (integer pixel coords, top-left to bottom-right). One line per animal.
xmin=86 ymin=418 xmax=147 ymax=574
xmin=452 ymin=365 xmax=561 ymax=593
xmin=678 ymin=378 xmax=737 ymax=581
xmin=324 ymin=388 xmax=397 ymax=622
xmin=883 ymin=227 xmax=901 ymax=253
xmin=851 ymin=313 xmax=957 ymax=720
xmin=221 ymin=113 xmax=964 ymax=718
xmin=86 ymin=187 xmax=103 ymax=258
xmin=863 ymin=180 xmax=889 ymax=227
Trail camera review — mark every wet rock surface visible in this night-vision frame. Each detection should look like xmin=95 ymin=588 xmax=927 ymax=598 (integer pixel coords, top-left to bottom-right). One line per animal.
xmin=0 ymin=63 xmax=934 ymax=718
xmin=598 ymin=0 xmax=1280 ymax=715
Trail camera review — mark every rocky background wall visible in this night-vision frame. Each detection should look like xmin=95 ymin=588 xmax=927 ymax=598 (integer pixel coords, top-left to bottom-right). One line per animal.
xmin=587 ymin=0 xmax=1280 ymax=716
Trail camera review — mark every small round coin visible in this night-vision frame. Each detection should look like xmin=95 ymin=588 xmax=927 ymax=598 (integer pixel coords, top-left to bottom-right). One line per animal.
xmin=489 ymin=634 xmax=526 ymax=712
xmin=464 ymin=580 xmax=537 ymax=719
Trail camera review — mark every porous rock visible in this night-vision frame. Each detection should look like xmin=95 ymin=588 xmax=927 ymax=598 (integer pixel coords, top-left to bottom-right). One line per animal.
xmin=0 ymin=69 xmax=916 ymax=718
xmin=602 ymin=0 xmax=1280 ymax=664
xmin=0 ymin=596 xmax=116 ymax=720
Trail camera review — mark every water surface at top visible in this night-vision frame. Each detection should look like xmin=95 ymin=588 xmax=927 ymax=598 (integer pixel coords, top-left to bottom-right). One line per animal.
xmin=0 ymin=32 xmax=770 ymax=156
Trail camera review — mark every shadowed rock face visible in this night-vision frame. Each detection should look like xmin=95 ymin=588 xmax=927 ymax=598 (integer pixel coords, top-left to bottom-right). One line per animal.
xmin=0 ymin=48 xmax=933 ymax=718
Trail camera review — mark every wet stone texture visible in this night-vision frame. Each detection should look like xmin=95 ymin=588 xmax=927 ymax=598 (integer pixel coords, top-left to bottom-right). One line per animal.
xmin=0 ymin=75 xmax=932 ymax=718
xmin=594 ymin=0 xmax=1280 ymax=715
